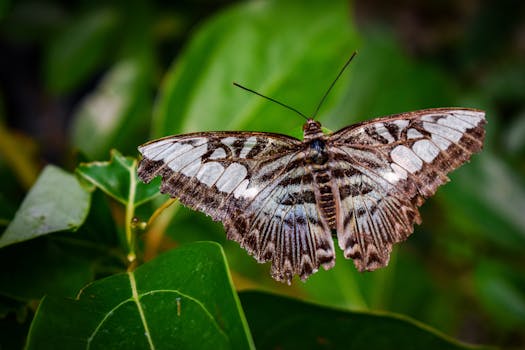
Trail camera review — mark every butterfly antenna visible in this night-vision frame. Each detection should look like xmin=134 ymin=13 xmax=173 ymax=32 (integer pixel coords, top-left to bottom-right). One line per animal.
xmin=311 ymin=51 xmax=357 ymax=119
xmin=233 ymin=82 xmax=309 ymax=121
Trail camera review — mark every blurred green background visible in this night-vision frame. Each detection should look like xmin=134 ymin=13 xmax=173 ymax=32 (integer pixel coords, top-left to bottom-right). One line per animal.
xmin=0 ymin=0 xmax=524 ymax=348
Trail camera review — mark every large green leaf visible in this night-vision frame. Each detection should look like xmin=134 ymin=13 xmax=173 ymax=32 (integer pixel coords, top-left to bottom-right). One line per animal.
xmin=44 ymin=7 xmax=118 ymax=93
xmin=240 ymin=291 xmax=490 ymax=350
xmin=153 ymin=0 xmax=358 ymax=138
xmin=324 ymin=32 xmax=458 ymax=130
xmin=76 ymin=150 xmax=162 ymax=207
xmin=71 ymin=57 xmax=152 ymax=160
xmin=441 ymin=153 xmax=525 ymax=251
xmin=0 ymin=165 xmax=91 ymax=248
xmin=474 ymin=261 xmax=525 ymax=329
xmin=26 ymin=242 xmax=254 ymax=350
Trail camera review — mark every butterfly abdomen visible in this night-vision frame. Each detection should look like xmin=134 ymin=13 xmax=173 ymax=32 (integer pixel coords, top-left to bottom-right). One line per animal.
xmin=305 ymin=150 xmax=335 ymax=228
xmin=313 ymin=168 xmax=337 ymax=229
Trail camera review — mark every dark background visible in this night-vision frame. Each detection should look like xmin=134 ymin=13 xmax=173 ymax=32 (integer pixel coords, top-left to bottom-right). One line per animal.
xmin=1 ymin=0 xmax=524 ymax=348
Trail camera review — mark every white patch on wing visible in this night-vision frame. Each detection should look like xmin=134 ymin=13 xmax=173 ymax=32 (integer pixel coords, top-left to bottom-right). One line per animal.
xmin=221 ymin=137 xmax=237 ymax=146
xmin=423 ymin=121 xmax=463 ymax=142
xmin=141 ymin=142 xmax=172 ymax=160
xmin=407 ymin=128 xmax=423 ymax=139
xmin=233 ymin=179 xmax=259 ymax=199
xmin=240 ymin=136 xmax=258 ymax=158
xmin=381 ymin=163 xmax=408 ymax=184
xmin=412 ymin=139 xmax=440 ymax=163
xmin=233 ymin=179 xmax=250 ymax=198
xmin=437 ymin=115 xmax=472 ymax=132
xmin=216 ymin=163 xmax=247 ymax=193
xmin=195 ymin=162 xmax=224 ymax=186
xmin=244 ymin=187 xmax=259 ymax=199
xmin=209 ymin=148 xmax=227 ymax=159
xmin=181 ymin=159 xmax=202 ymax=177
xmin=391 ymin=163 xmax=408 ymax=180
xmin=145 ymin=142 xmax=191 ymax=161
xmin=431 ymin=134 xmax=451 ymax=150
xmin=391 ymin=145 xmax=423 ymax=173
xmin=454 ymin=110 xmax=484 ymax=125
xmin=166 ymin=144 xmax=207 ymax=171
xmin=374 ymin=123 xmax=395 ymax=143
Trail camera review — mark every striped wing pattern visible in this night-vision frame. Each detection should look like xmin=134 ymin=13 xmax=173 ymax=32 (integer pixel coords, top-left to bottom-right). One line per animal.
xmin=328 ymin=108 xmax=485 ymax=271
xmin=138 ymin=131 xmax=335 ymax=283
xmin=138 ymin=108 xmax=486 ymax=284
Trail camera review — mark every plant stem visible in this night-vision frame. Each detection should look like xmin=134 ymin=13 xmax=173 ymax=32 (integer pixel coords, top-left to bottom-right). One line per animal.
xmin=126 ymin=159 xmax=138 ymax=264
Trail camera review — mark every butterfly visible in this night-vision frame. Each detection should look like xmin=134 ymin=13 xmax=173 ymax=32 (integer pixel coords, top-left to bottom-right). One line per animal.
xmin=137 ymin=54 xmax=486 ymax=284
xmin=137 ymin=107 xmax=485 ymax=284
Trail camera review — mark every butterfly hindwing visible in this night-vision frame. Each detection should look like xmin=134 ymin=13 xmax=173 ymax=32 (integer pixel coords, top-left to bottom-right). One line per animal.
xmin=328 ymin=108 xmax=486 ymax=271
xmin=225 ymin=155 xmax=335 ymax=283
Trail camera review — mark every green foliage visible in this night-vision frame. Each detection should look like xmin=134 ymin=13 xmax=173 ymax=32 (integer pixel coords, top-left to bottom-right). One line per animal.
xmin=0 ymin=0 xmax=524 ymax=348
xmin=76 ymin=150 xmax=161 ymax=207
xmin=240 ymin=291 xmax=490 ymax=350
xmin=26 ymin=243 xmax=253 ymax=350
xmin=44 ymin=8 xmax=119 ymax=94
xmin=0 ymin=166 xmax=91 ymax=248
xmin=154 ymin=0 xmax=358 ymax=140
xmin=71 ymin=59 xmax=152 ymax=160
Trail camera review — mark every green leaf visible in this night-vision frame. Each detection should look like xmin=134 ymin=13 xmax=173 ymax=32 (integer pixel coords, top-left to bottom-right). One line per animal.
xmin=26 ymin=242 xmax=254 ymax=350
xmin=325 ymin=31 xmax=457 ymax=130
xmin=71 ymin=58 xmax=152 ymax=160
xmin=441 ymin=153 xmax=525 ymax=251
xmin=503 ymin=111 xmax=525 ymax=155
xmin=0 ymin=165 xmax=91 ymax=248
xmin=240 ymin=291 xmax=490 ymax=350
xmin=0 ymin=191 xmax=122 ymax=302
xmin=44 ymin=7 xmax=118 ymax=93
xmin=474 ymin=261 xmax=525 ymax=328
xmin=299 ymin=248 xmax=371 ymax=310
xmin=76 ymin=149 xmax=162 ymax=207
xmin=153 ymin=0 xmax=358 ymax=138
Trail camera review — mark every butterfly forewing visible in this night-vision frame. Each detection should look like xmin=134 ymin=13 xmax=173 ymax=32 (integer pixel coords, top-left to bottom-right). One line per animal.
xmin=138 ymin=107 xmax=486 ymax=283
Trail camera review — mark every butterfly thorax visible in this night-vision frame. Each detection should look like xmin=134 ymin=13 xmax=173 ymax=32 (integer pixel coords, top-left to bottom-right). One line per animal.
xmin=304 ymin=119 xmax=329 ymax=165
xmin=308 ymin=139 xmax=329 ymax=165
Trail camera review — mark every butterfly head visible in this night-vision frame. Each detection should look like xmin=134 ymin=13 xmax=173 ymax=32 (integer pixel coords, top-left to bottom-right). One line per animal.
xmin=303 ymin=119 xmax=324 ymax=140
